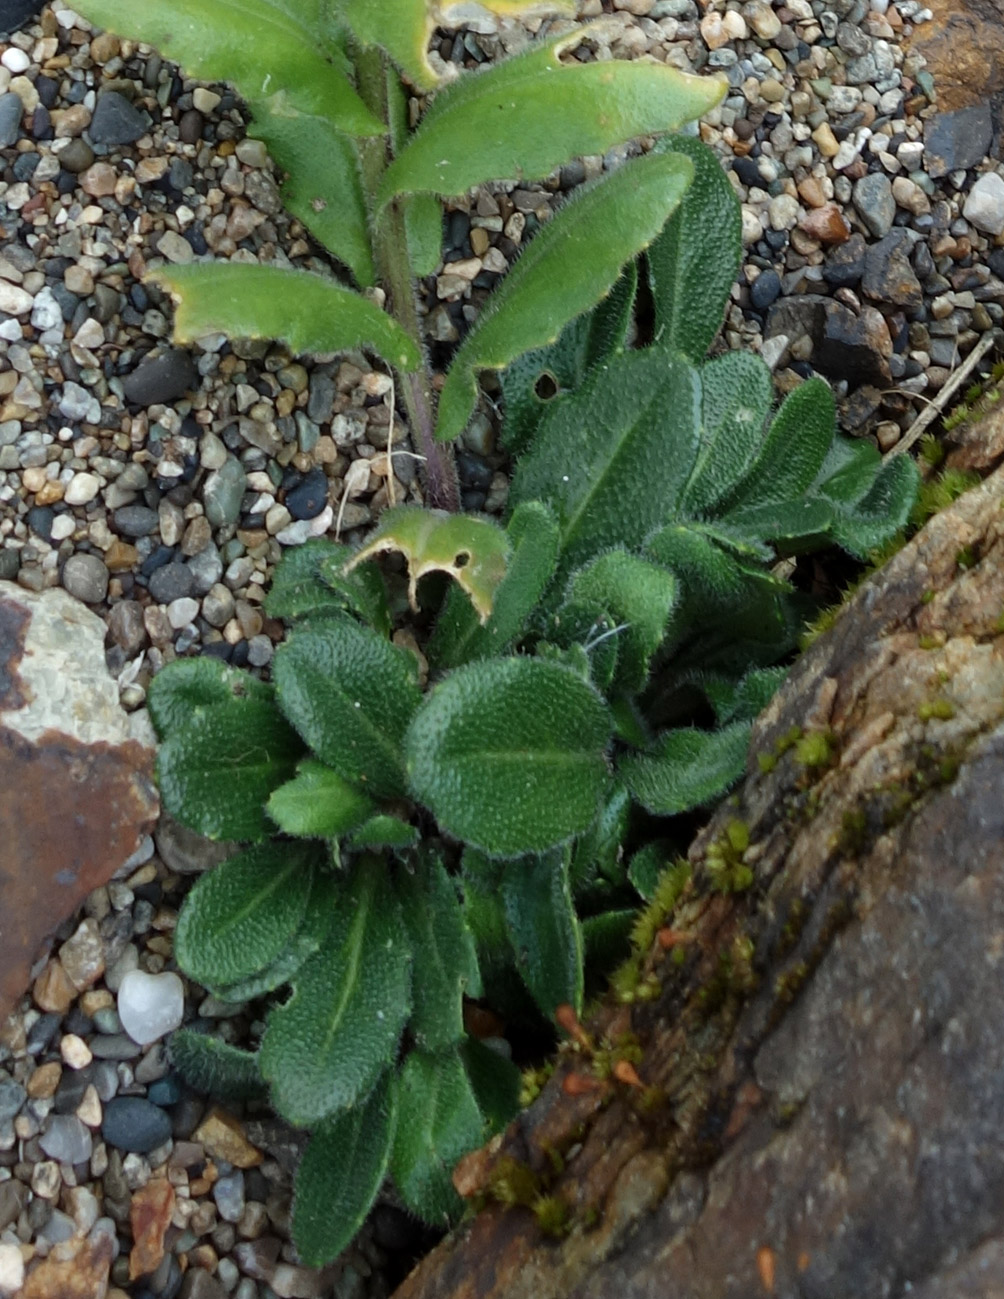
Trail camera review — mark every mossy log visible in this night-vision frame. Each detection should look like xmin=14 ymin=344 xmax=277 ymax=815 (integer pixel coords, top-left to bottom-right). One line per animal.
xmin=394 ymin=452 xmax=1004 ymax=1299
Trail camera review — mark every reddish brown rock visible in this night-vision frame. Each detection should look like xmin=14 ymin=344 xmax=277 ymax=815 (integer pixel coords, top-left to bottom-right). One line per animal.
xmin=798 ymin=201 xmax=850 ymax=244
xmin=0 ymin=583 xmax=158 ymax=1024
xmin=21 ymin=1230 xmax=117 ymax=1299
xmin=129 ymin=1178 xmax=176 ymax=1280
xmin=910 ymin=0 xmax=1004 ymax=112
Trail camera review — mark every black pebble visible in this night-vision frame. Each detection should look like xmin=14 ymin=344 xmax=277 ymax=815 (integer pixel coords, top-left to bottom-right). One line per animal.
xmin=731 ymin=156 xmax=761 ymax=188
xmin=750 ymin=269 xmax=781 ymax=311
xmin=284 ymin=467 xmax=328 ymax=520
xmin=26 ymin=506 xmax=54 ymax=542
xmin=89 ymin=90 xmax=149 ymax=147
xmin=101 ymin=1097 xmax=173 ymax=1153
xmin=0 ymin=0 xmax=45 ymax=36
xmin=148 ymin=561 xmax=194 ymax=604
xmin=113 ymin=504 xmax=160 ymax=538
xmin=122 ymin=348 xmax=198 ymax=406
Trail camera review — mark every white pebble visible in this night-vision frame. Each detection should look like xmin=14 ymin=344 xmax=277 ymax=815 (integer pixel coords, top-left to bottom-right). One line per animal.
xmin=963 ymin=172 xmax=1004 ymax=237
xmin=0 ymin=1243 xmax=24 ymax=1297
xmin=63 ymin=471 xmax=101 ymax=505
xmin=0 ymin=281 xmax=33 ymax=315
xmin=1 ymin=47 xmax=29 ymax=73
xmin=167 ymin=596 xmax=200 ymax=629
xmin=50 ymin=515 xmax=76 ymax=542
xmin=117 ymin=968 xmax=185 ymax=1046
xmin=60 ymin=1033 xmax=93 ymax=1069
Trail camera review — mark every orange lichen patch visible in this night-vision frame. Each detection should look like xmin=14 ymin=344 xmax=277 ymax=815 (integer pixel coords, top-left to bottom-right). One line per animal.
xmin=555 ymin=1003 xmax=592 ymax=1051
xmin=756 ymin=1244 xmax=776 ymax=1293
xmin=129 ymin=1178 xmax=176 ymax=1280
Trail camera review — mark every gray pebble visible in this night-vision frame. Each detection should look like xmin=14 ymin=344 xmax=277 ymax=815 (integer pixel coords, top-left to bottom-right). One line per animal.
xmin=186 ymin=541 xmax=223 ymax=594
xmin=853 ymin=171 xmax=896 ymax=239
xmin=88 ymin=90 xmax=148 ymax=146
xmin=148 ymin=561 xmax=194 ymax=604
xmin=122 ymin=349 xmax=197 ymax=406
xmin=39 ymin=1114 xmax=93 ymax=1165
xmin=112 ymin=504 xmax=160 ymax=537
xmin=924 ymin=104 xmax=994 ymax=180
xmin=62 ymin=552 xmax=110 ymax=604
xmin=107 ymin=600 xmax=147 ymax=655
xmin=204 ymin=456 xmax=248 ymax=527
xmin=89 ymin=1032 xmax=142 ymax=1061
xmin=213 ymin=1171 xmax=246 ymax=1223
xmin=179 ymin=1268 xmax=228 ymax=1299
xmin=57 ymin=137 xmax=95 ymax=173
xmin=0 ymin=92 xmax=23 ymax=149
xmin=101 ymin=1096 xmax=173 ymax=1152
xmin=0 ymin=1075 xmax=26 ymax=1123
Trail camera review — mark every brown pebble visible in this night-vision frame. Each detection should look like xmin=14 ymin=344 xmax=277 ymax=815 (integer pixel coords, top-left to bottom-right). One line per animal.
xmin=27 ymin=1061 xmax=63 ymax=1100
xmin=192 ymin=1108 xmax=263 ymax=1169
xmin=799 ymin=202 xmax=850 ymax=245
xmin=178 ymin=108 xmax=203 ymax=144
xmin=79 ymin=162 xmax=117 ymax=198
xmin=33 ymin=959 xmax=77 ymax=1014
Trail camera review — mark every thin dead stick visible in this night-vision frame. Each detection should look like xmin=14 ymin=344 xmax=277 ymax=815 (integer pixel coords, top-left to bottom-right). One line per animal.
xmin=886 ymin=328 xmax=1001 ymax=460
xmin=386 ymin=375 xmax=397 ymax=508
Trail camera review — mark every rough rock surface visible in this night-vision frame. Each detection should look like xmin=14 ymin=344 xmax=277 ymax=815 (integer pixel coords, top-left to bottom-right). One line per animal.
xmin=394 ymin=448 xmax=1004 ymax=1299
xmin=912 ymin=0 xmax=1004 ymax=114
xmin=0 ymin=582 xmax=158 ymax=1022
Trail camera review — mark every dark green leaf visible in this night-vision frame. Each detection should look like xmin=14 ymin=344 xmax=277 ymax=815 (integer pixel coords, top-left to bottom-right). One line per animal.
xmin=627 ymin=843 xmax=665 ymax=901
xmin=168 ymin=1029 xmax=268 ymax=1103
xmin=397 ymin=855 xmax=481 ymax=1050
xmin=460 ymin=1038 xmax=521 ymax=1133
xmin=502 ymin=848 xmax=583 ymax=1016
xmin=620 ymin=721 xmax=751 ymax=815
xmin=827 ymin=454 xmax=918 ymax=559
xmin=174 ymin=842 xmax=317 ymax=987
xmin=706 ymin=665 xmax=789 ymax=725
xmin=391 ymin=1049 xmax=485 ymax=1224
xmin=261 ymin=859 xmax=411 ymax=1126
xmin=293 ymin=1074 xmax=397 ymax=1267
xmin=147 ymin=655 xmax=272 ymax=740
xmin=273 ymin=617 xmax=421 ymax=800
xmin=406 ymin=657 xmax=612 ymax=856
xmin=569 ymin=783 xmax=631 ymax=898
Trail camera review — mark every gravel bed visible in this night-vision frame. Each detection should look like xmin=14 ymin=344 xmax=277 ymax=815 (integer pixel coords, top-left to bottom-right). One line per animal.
xmin=1 ymin=0 xmax=1002 ymax=1295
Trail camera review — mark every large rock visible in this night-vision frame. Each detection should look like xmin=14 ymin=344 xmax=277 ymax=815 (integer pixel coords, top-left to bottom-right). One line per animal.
xmin=0 ymin=583 xmax=158 ymax=1022
xmin=394 ymin=443 xmax=1004 ymax=1299
xmin=765 ymin=294 xmax=892 ymax=386
xmin=910 ymin=0 xmax=1004 ymax=115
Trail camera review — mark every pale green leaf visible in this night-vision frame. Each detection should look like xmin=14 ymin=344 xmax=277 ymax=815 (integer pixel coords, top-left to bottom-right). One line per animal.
xmin=406 ymin=657 xmax=612 ymax=857
xmin=174 ymin=842 xmax=317 ymax=987
xmin=344 ymin=505 xmax=510 ymax=623
xmin=273 ymin=616 xmax=422 ymax=800
xmin=267 ymin=760 xmax=374 ymax=838
xmin=261 ymin=859 xmax=411 ymax=1125
xmin=381 ymin=29 xmax=724 ymax=201
xmin=397 ymin=855 xmax=481 ymax=1050
xmin=619 ymin=721 xmax=751 ymax=815
xmin=502 ymin=848 xmax=583 ymax=1016
xmin=391 ymin=1049 xmax=485 ymax=1223
xmin=71 ymin=0 xmax=383 ymax=135
xmin=647 ymin=133 xmax=742 ymax=361
xmin=293 ymin=1074 xmax=397 ymax=1267
xmin=149 ymin=265 xmax=421 ymax=374
xmin=347 ymin=815 xmax=420 ymax=850
xmin=435 ymin=152 xmax=695 ymax=442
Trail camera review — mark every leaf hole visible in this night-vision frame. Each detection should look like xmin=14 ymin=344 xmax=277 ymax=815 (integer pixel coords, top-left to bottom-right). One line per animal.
xmin=534 ymin=371 xmax=559 ymax=401
xmin=453 ymin=551 xmax=470 ymax=569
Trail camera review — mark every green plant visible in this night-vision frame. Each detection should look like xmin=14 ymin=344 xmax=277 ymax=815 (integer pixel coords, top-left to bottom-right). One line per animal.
xmin=74 ymin=0 xmax=919 ymax=1268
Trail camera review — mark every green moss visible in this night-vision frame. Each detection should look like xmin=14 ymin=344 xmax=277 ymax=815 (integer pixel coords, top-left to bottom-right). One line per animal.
xmin=773 ymin=961 xmax=810 ymax=1004
xmin=955 ymin=545 xmax=978 ymax=571
xmin=917 ymin=698 xmax=955 ymax=721
xmin=794 ymin=729 xmax=835 ymax=768
xmin=921 ymin=589 xmax=935 ymax=605
xmin=757 ymin=752 xmax=777 ymax=774
xmin=706 ymin=820 xmax=754 ymax=894
xmin=533 ymin=1194 xmax=571 ymax=1237
xmin=918 ymin=433 xmax=945 ymax=467
xmin=918 ymin=634 xmax=942 ymax=651
xmin=838 ymin=807 xmax=868 ymax=855
xmin=488 ymin=1156 xmax=540 ymax=1209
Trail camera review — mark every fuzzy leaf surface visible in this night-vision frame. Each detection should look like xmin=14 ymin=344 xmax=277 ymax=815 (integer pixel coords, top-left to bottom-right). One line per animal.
xmin=266 ymin=760 xmax=375 ymax=838
xmin=382 ymin=31 xmax=723 ymax=201
xmin=406 ymin=657 xmax=612 ymax=856
xmin=175 ymin=842 xmax=317 ymax=987
xmin=147 ymin=656 xmax=272 ymax=740
xmin=345 ymin=505 xmax=509 ymax=623
xmin=70 ymin=0 xmax=383 ymax=135
xmin=156 ymin=695 xmax=303 ymax=841
xmin=679 ymin=350 xmax=773 ymax=514
xmin=510 ymin=349 xmax=702 ymax=573
xmin=168 ymin=1030 xmax=268 ymax=1103
xmin=391 ymin=1049 xmax=485 ymax=1223
xmin=347 ymin=815 xmax=420 ymax=850
xmin=397 ymin=855 xmax=481 ymax=1050
xmin=460 ymin=1039 xmax=521 ymax=1132
xmin=647 ymin=133 xmax=742 ymax=361
xmin=824 ymin=454 xmax=918 ymax=559
xmin=149 ymin=265 xmax=420 ymax=373
xmin=261 ymin=859 xmax=411 ymax=1126
xmin=273 ymin=617 xmax=421 ymax=799
xmin=293 ymin=1074 xmax=396 ymax=1267
xmin=428 ymin=501 xmax=560 ymax=669
xmin=620 ymin=721 xmax=751 ymax=815
xmin=435 ymin=152 xmax=694 ymax=442
xmin=265 ymin=539 xmax=390 ymax=633
xmin=503 ymin=849 xmax=583 ymax=1016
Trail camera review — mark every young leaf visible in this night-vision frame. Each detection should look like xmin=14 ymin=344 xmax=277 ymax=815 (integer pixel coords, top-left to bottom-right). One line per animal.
xmin=569 ymin=783 xmax=631 ymax=898
xmin=406 ymin=657 xmax=612 ymax=857
xmin=509 ymin=350 xmax=702 ymax=573
xmin=293 ymin=1074 xmax=397 ymax=1267
xmin=428 ymin=500 xmax=560 ymax=669
xmin=156 ymin=695 xmax=303 ymax=842
xmin=147 ymin=655 xmax=272 ymax=740
xmin=824 ymin=455 xmax=919 ymax=559
xmin=261 ymin=858 xmax=412 ymax=1126
xmin=391 ymin=1049 xmax=485 ymax=1224
xmin=174 ymin=842 xmax=318 ymax=987
xmin=347 ymin=815 xmax=420 ymax=850
xmin=460 ymin=1038 xmax=521 ymax=1134
xmin=619 ymin=721 xmax=752 ymax=816
xmin=627 ymin=843 xmax=665 ymax=902
xmin=335 ymin=0 xmax=575 ymax=91
xmin=435 ymin=152 xmax=695 ymax=443
xmin=647 ymin=133 xmax=742 ymax=362
xmin=563 ymin=550 xmax=677 ymax=692
xmin=71 ymin=0 xmax=384 ymax=136
xmin=396 ymin=855 xmax=482 ymax=1051
xmin=148 ymin=265 xmax=421 ymax=374
xmin=706 ymin=665 xmax=789 ymax=725
xmin=266 ymin=760 xmax=375 ymax=839
xmin=272 ymin=616 xmax=422 ymax=800
xmin=248 ymin=98 xmax=376 ymax=288
xmin=168 ymin=1030 xmax=268 ymax=1103
xmin=502 ymin=848 xmax=584 ymax=1016
xmin=265 ymin=538 xmax=390 ymax=634
xmin=381 ymin=29 xmax=724 ymax=203
xmin=343 ymin=505 xmax=510 ymax=623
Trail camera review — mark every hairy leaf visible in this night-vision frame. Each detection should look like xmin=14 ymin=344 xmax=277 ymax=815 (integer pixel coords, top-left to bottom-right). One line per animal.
xmin=273 ymin=617 xmax=421 ymax=799
xmin=71 ymin=0 xmax=383 ymax=135
xmin=406 ymin=657 xmax=612 ymax=856
xmin=265 ymin=538 xmax=390 ymax=634
xmin=503 ymin=849 xmax=583 ymax=1015
xmin=147 ymin=655 xmax=272 ymax=740
xmin=647 ymin=133 xmax=742 ymax=361
xmin=382 ymin=29 xmax=723 ymax=201
xmin=391 ymin=1049 xmax=485 ymax=1223
xmin=428 ymin=500 xmax=560 ymax=669
xmin=620 ymin=721 xmax=751 ymax=815
xmin=293 ymin=1074 xmax=397 ymax=1267
xmin=168 ymin=1030 xmax=268 ymax=1103
xmin=267 ymin=760 xmax=374 ymax=838
xmin=825 ymin=454 xmax=919 ymax=559
xmin=397 ymin=855 xmax=481 ymax=1050
xmin=261 ymin=858 xmax=411 ymax=1126
xmin=149 ymin=265 xmax=420 ymax=373
xmin=156 ymin=695 xmax=303 ymax=842
xmin=347 ymin=814 xmax=420 ymax=850
xmin=344 ymin=505 xmax=510 ymax=623
xmin=175 ymin=842 xmax=317 ymax=987
xmin=569 ymin=783 xmax=631 ymax=898
xmin=435 ymin=152 xmax=695 ymax=442
xmin=679 ymin=351 xmax=773 ymax=514
xmin=460 ymin=1038 xmax=521 ymax=1133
